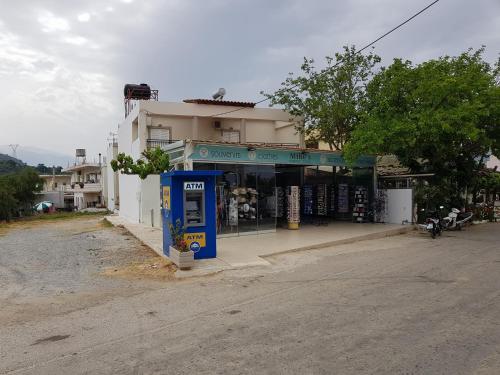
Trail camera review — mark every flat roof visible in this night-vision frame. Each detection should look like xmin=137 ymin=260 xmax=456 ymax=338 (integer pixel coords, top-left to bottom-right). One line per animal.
xmin=63 ymin=163 xmax=101 ymax=172
xmin=162 ymin=170 xmax=223 ymax=177
xmin=183 ymin=99 xmax=255 ymax=107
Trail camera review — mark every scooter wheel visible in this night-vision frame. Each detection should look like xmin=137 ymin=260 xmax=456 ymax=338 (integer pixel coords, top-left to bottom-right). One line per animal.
xmin=431 ymin=230 xmax=436 ymax=239
xmin=457 ymin=224 xmax=462 ymax=231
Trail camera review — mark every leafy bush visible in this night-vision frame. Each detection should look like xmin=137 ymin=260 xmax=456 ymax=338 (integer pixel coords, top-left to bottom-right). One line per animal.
xmin=168 ymin=218 xmax=189 ymax=252
xmin=110 ymin=147 xmax=170 ymax=179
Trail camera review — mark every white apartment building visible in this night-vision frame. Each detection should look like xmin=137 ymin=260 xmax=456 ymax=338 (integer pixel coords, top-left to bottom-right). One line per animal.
xmin=37 ymin=173 xmax=73 ymax=210
xmin=109 ymin=97 xmax=303 ymax=227
xmin=63 ymin=151 xmax=105 ymax=210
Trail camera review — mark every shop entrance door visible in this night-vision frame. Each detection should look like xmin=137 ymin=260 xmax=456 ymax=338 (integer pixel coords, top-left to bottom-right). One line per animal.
xmin=214 ymin=164 xmax=259 ymax=236
xmin=237 ymin=165 xmax=258 ymax=234
xmin=197 ymin=162 xmax=276 ymax=237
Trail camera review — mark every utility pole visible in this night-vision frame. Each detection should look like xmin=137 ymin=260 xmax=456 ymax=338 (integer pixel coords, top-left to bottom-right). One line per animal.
xmin=8 ymin=144 xmax=19 ymax=159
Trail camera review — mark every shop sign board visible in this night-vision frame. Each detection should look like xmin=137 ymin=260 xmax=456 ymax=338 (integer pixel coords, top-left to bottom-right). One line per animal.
xmin=162 ymin=186 xmax=171 ymax=210
xmin=190 ymin=144 xmax=375 ymax=168
xmin=184 ymin=232 xmax=206 ymax=251
xmin=184 ymin=181 xmax=205 ymax=191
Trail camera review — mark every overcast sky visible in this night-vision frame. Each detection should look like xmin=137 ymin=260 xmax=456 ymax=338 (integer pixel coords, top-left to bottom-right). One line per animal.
xmin=0 ymin=0 xmax=498 ymax=159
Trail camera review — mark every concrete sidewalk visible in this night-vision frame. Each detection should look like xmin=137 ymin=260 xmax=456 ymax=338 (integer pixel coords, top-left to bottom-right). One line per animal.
xmin=105 ymin=215 xmax=414 ymax=278
xmin=105 ymin=215 xmax=229 ymax=278
xmin=217 ymin=222 xmax=413 ymax=267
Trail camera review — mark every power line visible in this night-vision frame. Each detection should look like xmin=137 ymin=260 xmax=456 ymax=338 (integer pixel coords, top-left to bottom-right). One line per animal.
xmin=210 ymin=0 xmax=440 ymax=118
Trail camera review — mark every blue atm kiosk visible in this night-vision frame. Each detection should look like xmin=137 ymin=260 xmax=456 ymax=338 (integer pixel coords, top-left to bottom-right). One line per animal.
xmin=160 ymin=170 xmax=222 ymax=259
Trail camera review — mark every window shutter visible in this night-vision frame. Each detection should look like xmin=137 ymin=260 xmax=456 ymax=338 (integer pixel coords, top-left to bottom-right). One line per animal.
xmin=150 ymin=127 xmax=170 ymax=140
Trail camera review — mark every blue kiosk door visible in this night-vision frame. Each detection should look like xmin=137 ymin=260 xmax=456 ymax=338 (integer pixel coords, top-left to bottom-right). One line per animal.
xmin=161 ymin=171 xmax=221 ymax=259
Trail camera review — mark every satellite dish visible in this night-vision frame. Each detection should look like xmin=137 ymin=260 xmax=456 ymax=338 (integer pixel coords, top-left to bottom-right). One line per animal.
xmin=212 ymin=88 xmax=226 ymax=100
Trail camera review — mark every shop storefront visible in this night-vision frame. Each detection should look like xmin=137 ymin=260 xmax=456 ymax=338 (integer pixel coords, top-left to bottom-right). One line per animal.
xmin=166 ymin=141 xmax=376 ymax=237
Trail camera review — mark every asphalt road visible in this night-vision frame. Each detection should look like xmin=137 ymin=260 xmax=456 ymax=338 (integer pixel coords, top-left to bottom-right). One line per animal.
xmin=1 ymin=221 xmax=500 ymax=374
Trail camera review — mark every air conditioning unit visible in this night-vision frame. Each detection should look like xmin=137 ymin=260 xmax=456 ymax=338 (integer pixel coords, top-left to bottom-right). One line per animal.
xmin=213 ymin=121 xmax=222 ymax=129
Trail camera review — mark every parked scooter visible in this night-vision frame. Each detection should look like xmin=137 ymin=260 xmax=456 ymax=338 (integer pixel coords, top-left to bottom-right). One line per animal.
xmin=440 ymin=207 xmax=473 ymax=230
xmin=420 ymin=209 xmax=443 ymax=239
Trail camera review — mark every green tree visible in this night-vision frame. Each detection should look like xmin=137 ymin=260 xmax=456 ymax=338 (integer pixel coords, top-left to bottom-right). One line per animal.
xmin=0 ymin=167 xmax=42 ymax=220
xmin=9 ymin=168 xmax=44 ymax=209
xmin=263 ymin=45 xmax=381 ymax=150
xmin=345 ymin=47 xmax=500 ymax=207
xmin=34 ymin=164 xmax=64 ymax=175
xmin=111 ymin=147 xmax=170 ymax=179
xmin=0 ymin=181 xmax=17 ymax=221
xmin=0 ymin=160 xmax=22 ymax=175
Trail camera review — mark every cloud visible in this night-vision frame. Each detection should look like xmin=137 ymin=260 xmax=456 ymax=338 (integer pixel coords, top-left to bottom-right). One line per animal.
xmin=37 ymin=11 xmax=70 ymax=33
xmin=77 ymin=13 xmax=91 ymax=22
xmin=62 ymin=35 xmax=88 ymax=46
xmin=0 ymin=0 xmax=499 ymax=158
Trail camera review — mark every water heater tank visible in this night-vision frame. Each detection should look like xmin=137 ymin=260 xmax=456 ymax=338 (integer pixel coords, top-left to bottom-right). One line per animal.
xmin=123 ymin=83 xmax=151 ymax=100
xmin=76 ymin=149 xmax=86 ymax=157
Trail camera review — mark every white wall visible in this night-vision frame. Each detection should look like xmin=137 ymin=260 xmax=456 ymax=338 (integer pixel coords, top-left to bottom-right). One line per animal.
xmin=36 ymin=191 xmax=64 ymax=208
xmin=140 ymin=174 xmax=161 ymax=228
xmin=275 ymin=122 xmax=301 ymax=145
xmin=487 ymin=155 xmax=500 ymax=169
xmin=383 ymin=189 xmax=413 ymax=224
xmin=106 ymin=144 xmax=119 ymax=211
xmin=118 ymin=173 xmax=141 ymax=223
xmin=245 ymin=120 xmax=276 ymax=143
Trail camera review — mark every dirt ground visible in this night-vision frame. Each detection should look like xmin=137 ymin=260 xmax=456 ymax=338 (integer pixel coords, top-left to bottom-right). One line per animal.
xmin=2 ymin=217 xmax=500 ymax=374
xmin=0 ymin=215 xmax=176 ymax=326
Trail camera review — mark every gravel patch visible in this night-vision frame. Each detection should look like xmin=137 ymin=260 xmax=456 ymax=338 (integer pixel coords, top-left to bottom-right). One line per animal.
xmin=0 ymin=216 xmax=173 ymax=325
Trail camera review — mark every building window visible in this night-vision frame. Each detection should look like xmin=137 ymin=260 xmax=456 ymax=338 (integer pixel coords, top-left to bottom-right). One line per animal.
xmin=149 ymin=126 xmax=171 ymax=141
xmin=221 ymin=130 xmax=240 ymax=143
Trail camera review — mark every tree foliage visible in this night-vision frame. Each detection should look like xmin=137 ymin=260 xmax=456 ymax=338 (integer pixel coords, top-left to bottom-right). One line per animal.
xmin=0 ymin=167 xmax=43 ymax=221
xmin=0 ymin=160 xmax=23 ymax=175
xmin=110 ymin=147 xmax=170 ymax=179
xmin=34 ymin=164 xmax=64 ymax=175
xmin=263 ymin=45 xmax=380 ymax=150
xmin=345 ymin=47 xmax=500 ymax=206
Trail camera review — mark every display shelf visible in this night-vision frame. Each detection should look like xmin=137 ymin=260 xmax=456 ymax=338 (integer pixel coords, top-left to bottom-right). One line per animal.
xmin=302 ymin=185 xmax=314 ymax=215
xmin=317 ymin=184 xmax=327 ymax=216
xmin=338 ymin=184 xmax=349 ymax=213
xmin=353 ymin=186 xmax=368 ymax=223
xmin=328 ymin=184 xmax=335 ymax=215
xmin=275 ymin=186 xmax=285 ymax=218
xmin=287 ymin=186 xmax=300 ymax=225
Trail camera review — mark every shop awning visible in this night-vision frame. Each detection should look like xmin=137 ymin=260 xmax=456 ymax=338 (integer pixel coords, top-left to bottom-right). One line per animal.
xmin=187 ymin=142 xmax=375 ymax=168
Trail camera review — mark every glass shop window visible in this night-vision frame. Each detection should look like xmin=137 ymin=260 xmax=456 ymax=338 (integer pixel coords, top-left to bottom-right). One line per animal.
xmin=184 ymin=191 xmax=205 ymax=227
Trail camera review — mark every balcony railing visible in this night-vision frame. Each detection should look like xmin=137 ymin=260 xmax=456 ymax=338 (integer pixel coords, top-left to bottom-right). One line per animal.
xmin=246 ymin=142 xmax=300 ymax=148
xmin=146 ymin=139 xmax=180 ymax=150
xmin=66 ymin=182 xmax=102 ymax=193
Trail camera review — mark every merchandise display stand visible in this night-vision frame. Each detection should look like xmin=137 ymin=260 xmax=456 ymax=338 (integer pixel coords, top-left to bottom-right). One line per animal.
xmin=353 ymin=186 xmax=368 ymax=223
xmin=287 ymin=186 xmax=300 ymax=229
xmin=337 ymin=183 xmax=350 ymax=220
xmin=328 ymin=185 xmax=335 ymax=216
xmin=274 ymin=186 xmax=285 ymax=218
xmin=315 ymin=184 xmax=328 ymax=225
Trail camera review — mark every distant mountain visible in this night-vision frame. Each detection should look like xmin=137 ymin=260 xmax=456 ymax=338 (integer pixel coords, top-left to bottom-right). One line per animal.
xmin=0 ymin=153 xmax=24 ymax=165
xmin=0 ymin=145 xmax=73 ymax=167
xmin=0 ymin=153 xmax=25 ymax=174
